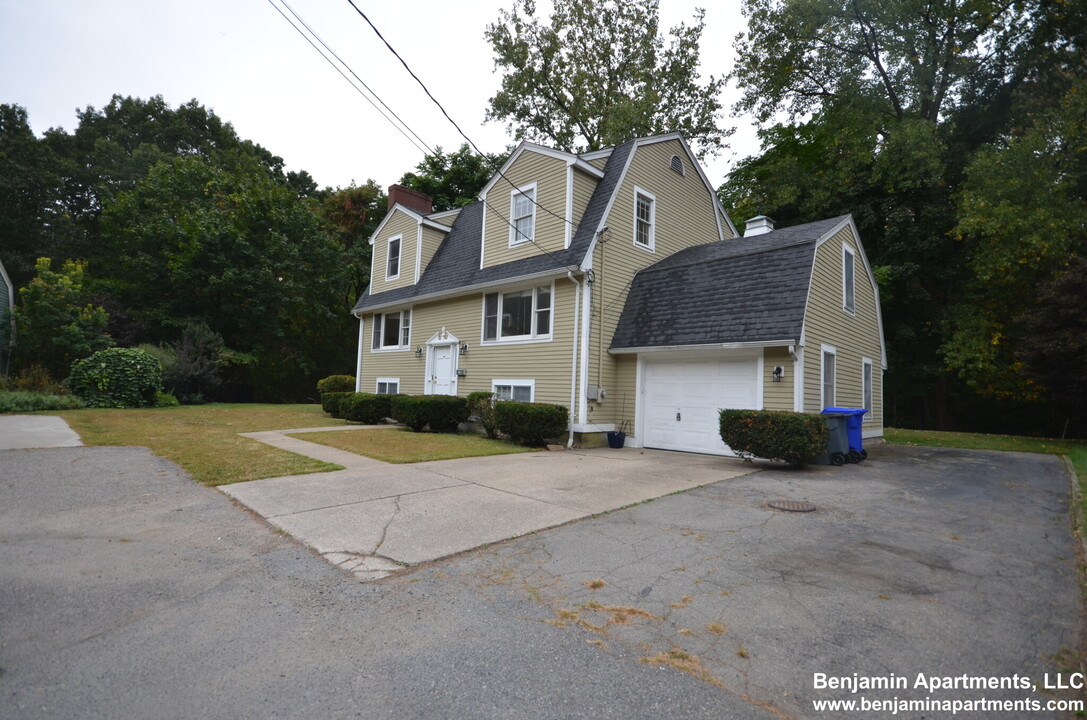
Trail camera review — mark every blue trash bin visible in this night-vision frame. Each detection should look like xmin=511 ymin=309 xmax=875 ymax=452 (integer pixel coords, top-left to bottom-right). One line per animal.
xmin=821 ymin=407 xmax=868 ymax=462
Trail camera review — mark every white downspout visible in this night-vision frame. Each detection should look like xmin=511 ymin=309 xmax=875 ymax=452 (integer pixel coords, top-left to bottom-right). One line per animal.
xmin=567 ymin=272 xmax=581 ymax=447
xmin=355 ymin=315 xmax=365 ymax=392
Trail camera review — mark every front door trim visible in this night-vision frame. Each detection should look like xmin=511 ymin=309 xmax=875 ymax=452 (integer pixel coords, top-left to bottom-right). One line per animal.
xmin=424 ymin=327 xmax=459 ymax=396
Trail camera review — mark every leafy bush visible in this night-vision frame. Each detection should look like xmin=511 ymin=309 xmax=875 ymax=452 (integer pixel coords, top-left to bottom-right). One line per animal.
xmin=321 ymin=391 xmax=352 ymax=417
xmin=391 ymin=395 xmax=469 ymax=432
xmin=0 ymin=391 xmax=84 ymax=414
xmin=169 ymin=321 xmax=224 ymax=404
xmin=718 ymin=409 xmax=829 ymax=468
xmin=67 ymin=347 xmax=163 ymax=409
xmin=317 ymin=375 xmax=356 ymax=394
xmin=495 ymin=401 xmax=569 ymax=446
xmin=467 ymin=391 xmax=499 ymax=438
xmin=0 ymin=364 xmax=70 ymax=394
xmin=341 ymin=393 xmax=394 ymax=424
xmin=154 ymin=391 xmax=181 ymax=407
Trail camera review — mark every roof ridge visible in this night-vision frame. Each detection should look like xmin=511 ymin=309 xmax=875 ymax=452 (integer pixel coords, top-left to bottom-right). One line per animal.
xmin=636 ymin=237 xmax=817 ymax=276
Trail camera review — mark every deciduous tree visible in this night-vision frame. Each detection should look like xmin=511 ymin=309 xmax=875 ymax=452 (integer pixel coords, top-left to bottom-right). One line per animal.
xmin=485 ymin=0 xmax=729 ymax=156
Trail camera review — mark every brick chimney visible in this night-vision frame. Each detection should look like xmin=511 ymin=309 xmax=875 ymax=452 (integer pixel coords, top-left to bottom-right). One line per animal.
xmin=387 ymin=184 xmax=433 ymax=215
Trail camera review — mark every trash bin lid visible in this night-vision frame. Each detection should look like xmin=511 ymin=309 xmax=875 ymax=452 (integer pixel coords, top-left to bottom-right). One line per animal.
xmin=821 ymin=407 xmax=868 ymax=416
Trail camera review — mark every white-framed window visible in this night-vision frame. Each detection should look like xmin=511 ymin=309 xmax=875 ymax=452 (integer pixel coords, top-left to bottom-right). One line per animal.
xmin=843 ymin=244 xmax=856 ymax=313
xmin=633 ymin=186 xmax=656 ymax=251
xmin=493 ymin=379 xmax=535 ymax=402
xmin=482 ymin=284 xmax=552 ymax=343
xmin=386 ymin=235 xmax=402 ymax=280
xmin=376 ymin=377 xmax=400 ymax=395
xmin=821 ymin=344 xmax=837 ymax=409
xmin=509 ymin=182 xmax=537 ymax=246
xmin=371 ymin=308 xmax=411 ymax=350
xmin=862 ymin=358 xmax=873 ymax=422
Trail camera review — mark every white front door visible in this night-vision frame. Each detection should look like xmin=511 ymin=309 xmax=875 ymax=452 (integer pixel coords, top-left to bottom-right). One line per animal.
xmin=642 ymin=353 xmax=761 ymax=455
xmin=427 ymin=343 xmax=456 ymax=395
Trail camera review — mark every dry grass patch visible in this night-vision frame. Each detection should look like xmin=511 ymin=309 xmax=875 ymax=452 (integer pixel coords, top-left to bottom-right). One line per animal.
xmin=59 ymin=404 xmax=344 ymax=486
xmin=639 ymin=649 xmax=722 ymax=687
xmin=706 ymin=622 xmax=728 ymax=635
xmin=290 ymin=427 xmax=538 ymax=463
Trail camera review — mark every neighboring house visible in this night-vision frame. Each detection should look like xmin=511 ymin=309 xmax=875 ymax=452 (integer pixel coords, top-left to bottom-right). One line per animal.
xmin=0 ymin=258 xmax=13 ymax=378
xmin=352 ymin=133 xmax=886 ymax=455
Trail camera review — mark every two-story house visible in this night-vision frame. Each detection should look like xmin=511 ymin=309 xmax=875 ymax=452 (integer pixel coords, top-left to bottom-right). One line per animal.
xmin=352 ymin=133 xmax=886 ymax=454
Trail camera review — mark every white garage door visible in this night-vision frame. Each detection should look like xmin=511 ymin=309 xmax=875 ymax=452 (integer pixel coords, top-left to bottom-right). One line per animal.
xmin=642 ymin=354 xmax=760 ymax=455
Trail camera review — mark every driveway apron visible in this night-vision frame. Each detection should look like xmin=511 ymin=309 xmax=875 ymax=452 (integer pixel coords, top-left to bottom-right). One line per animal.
xmin=222 ymin=427 xmax=757 ymax=579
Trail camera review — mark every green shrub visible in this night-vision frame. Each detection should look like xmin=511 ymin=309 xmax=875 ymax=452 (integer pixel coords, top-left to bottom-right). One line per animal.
xmin=317 ymin=375 xmax=356 ymax=394
xmin=341 ymin=393 xmax=394 ymax=424
xmin=0 ymin=390 xmax=85 ymax=414
xmin=390 ymin=394 xmax=469 ymax=432
xmin=0 ymin=364 xmax=69 ymax=395
xmin=718 ymin=409 xmax=828 ymax=468
xmin=467 ymin=391 xmax=499 ymax=438
xmin=154 ymin=391 xmax=181 ymax=407
xmin=321 ymin=391 xmax=352 ymax=417
xmin=495 ymin=401 xmax=569 ymax=446
xmin=67 ymin=347 xmax=163 ymax=409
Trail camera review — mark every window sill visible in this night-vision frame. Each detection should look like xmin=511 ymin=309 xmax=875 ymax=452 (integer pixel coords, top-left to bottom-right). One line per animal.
xmin=481 ymin=336 xmax=553 ymax=347
xmin=370 ymin=347 xmax=412 ymax=353
xmin=633 ymin=242 xmax=656 ymax=254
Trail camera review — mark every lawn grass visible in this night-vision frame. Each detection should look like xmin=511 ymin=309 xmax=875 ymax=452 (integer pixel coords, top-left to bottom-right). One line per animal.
xmin=57 ymin=403 xmax=347 ymax=486
xmin=289 ymin=427 xmax=539 ymax=463
xmin=886 ymin=427 xmax=1087 ymax=537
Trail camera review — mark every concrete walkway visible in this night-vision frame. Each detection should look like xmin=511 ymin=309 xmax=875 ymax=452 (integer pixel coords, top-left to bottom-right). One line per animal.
xmin=0 ymin=415 xmax=82 ymax=450
xmin=223 ymin=426 xmax=758 ymax=581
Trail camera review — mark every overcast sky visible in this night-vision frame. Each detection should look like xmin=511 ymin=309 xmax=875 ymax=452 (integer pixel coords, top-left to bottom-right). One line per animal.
xmin=0 ymin=0 xmax=761 ymax=192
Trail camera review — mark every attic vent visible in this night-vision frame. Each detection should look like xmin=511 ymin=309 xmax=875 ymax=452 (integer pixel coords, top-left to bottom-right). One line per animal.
xmin=669 ymin=154 xmax=685 ymax=176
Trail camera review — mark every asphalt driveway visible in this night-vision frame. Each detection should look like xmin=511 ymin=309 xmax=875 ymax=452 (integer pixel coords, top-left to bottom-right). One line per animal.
xmin=1 ymin=441 xmax=1081 ymax=719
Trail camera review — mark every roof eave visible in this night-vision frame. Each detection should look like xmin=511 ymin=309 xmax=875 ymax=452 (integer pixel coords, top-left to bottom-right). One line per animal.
xmin=609 ymin=339 xmax=799 ymax=355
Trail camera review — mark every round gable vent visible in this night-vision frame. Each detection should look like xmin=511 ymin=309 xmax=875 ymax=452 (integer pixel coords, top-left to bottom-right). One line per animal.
xmin=669 ymin=154 xmax=685 ymax=176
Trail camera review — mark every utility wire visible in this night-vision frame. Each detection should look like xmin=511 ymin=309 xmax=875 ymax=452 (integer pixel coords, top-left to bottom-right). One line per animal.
xmin=266 ymin=0 xmax=432 ymax=158
xmin=346 ymin=0 xmax=585 ymax=274
xmin=345 ymin=0 xmax=578 ymax=233
xmin=278 ymin=0 xmax=436 ymax=157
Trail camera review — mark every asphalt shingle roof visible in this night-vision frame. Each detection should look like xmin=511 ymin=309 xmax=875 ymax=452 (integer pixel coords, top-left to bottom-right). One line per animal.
xmin=610 ymin=216 xmax=849 ymax=349
xmin=352 ymin=139 xmax=637 ymax=313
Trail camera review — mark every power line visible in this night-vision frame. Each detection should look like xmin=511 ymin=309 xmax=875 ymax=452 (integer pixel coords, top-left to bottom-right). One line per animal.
xmin=345 ymin=0 xmax=578 ymax=233
xmin=266 ymin=0 xmax=433 ymax=158
xmin=278 ymin=0 xmax=436 ymax=157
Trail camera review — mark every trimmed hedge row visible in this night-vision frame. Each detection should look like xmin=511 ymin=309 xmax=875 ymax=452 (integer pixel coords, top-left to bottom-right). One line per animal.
xmin=319 ymin=390 xmax=569 ymax=443
xmin=342 ymin=393 xmax=394 ymax=424
xmin=321 ymin=391 xmax=352 ymax=416
xmin=390 ymin=395 xmax=469 ymax=432
xmin=719 ymin=409 xmax=828 ymax=468
xmin=495 ymin=401 xmax=568 ymax=446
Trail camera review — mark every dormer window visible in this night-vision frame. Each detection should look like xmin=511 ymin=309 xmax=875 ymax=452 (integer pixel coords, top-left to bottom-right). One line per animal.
xmin=843 ymin=245 xmax=856 ymax=313
xmin=634 ymin=187 xmax=656 ymax=251
xmin=510 ymin=183 xmax=537 ymax=246
xmin=386 ymin=235 xmax=402 ymax=280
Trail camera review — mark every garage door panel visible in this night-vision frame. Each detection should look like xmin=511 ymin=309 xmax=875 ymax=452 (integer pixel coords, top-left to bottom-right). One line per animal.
xmin=643 ymin=355 xmax=759 ymax=456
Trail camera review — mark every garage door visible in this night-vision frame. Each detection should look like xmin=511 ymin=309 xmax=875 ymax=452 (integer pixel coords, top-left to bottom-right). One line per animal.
xmin=642 ymin=354 xmax=760 ymax=455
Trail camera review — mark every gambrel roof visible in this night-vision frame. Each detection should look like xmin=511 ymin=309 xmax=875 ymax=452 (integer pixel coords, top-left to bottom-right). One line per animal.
xmin=352 ymin=139 xmax=637 ymax=314
xmin=610 ymin=216 xmax=851 ymax=350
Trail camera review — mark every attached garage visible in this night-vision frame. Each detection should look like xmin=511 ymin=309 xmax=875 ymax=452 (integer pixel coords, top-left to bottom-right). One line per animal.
xmin=610 ymin=215 xmax=886 ymax=454
xmin=640 ymin=352 xmax=762 ymax=456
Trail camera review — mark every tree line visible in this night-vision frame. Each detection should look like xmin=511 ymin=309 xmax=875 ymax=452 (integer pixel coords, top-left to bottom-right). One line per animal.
xmin=2 ymin=0 xmax=1084 ymax=435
